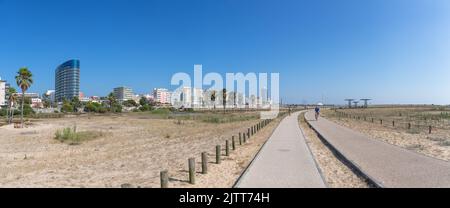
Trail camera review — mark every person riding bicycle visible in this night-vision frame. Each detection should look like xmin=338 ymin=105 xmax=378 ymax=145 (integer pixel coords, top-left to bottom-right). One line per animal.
xmin=315 ymin=106 xmax=321 ymax=120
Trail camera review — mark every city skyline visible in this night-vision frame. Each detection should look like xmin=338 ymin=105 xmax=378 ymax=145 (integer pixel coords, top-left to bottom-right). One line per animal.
xmin=1 ymin=0 xmax=450 ymax=105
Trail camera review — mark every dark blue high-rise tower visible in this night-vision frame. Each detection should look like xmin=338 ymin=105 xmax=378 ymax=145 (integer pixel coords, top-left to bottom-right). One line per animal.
xmin=55 ymin=60 xmax=80 ymax=102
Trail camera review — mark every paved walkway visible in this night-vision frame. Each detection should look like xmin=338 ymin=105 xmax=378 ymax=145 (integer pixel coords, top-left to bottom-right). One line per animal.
xmin=306 ymin=111 xmax=450 ymax=188
xmin=235 ymin=112 xmax=326 ymax=188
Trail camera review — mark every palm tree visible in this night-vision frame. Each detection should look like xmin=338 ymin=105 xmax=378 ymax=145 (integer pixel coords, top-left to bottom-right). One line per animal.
xmin=15 ymin=68 xmax=33 ymax=128
xmin=222 ymin=88 xmax=227 ymax=113
xmin=211 ymin=90 xmax=216 ymax=110
xmin=7 ymin=87 xmax=17 ymax=124
xmin=233 ymin=92 xmax=237 ymax=109
xmin=10 ymin=93 xmax=18 ymax=124
xmin=71 ymin=96 xmax=82 ymax=112
xmin=107 ymin=92 xmax=117 ymax=113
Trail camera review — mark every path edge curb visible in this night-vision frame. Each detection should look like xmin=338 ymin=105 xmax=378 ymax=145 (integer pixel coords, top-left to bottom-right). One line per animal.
xmin=304 ymin=112 xmax=385 ymax=188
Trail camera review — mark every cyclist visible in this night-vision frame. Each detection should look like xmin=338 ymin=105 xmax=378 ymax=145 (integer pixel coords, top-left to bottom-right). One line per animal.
xmin=315 ymin=106 xmax=321 ymax=120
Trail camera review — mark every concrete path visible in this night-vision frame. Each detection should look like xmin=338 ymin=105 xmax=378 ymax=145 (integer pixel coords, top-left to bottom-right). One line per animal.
xmin=235 ymin=112 xmax=326 ymax=188
xmin=306 ymin=111 xmax=450 ymax=188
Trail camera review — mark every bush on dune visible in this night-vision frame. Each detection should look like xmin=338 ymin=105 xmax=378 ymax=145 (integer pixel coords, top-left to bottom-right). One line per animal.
xmin=55 ymin=126 xmax=104 ymax=145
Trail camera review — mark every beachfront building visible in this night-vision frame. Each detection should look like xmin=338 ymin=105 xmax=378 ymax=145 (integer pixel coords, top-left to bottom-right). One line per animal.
xmin=16 ymin=92 xmax=40 ymax=99
xmin=260 ymin=87 xmax=269 ymax=108
xmin=152 ymin=88 xmax=171 ymax=104
xmin=14 ymin=92 xmax=42 ymax=108
xmin=0 ymin=79 xmax=6 ymax=108
xmin=55 ymin=59 xmax=80 ymax=102
xmin=192 ymin=88 xmax=203 ymax=108
xmin=114 ymin=86 xmax=134 ymax=102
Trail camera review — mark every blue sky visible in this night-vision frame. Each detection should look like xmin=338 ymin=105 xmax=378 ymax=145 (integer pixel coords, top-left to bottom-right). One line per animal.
xmin=0 ymin=0 xmax=449 ymax=104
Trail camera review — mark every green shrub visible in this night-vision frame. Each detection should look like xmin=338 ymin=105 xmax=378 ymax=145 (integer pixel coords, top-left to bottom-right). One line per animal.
xmin=0 ymin=109 xmax=7 ymax=117
xmin=139 ymin=104 xmax=153 ymax=112
xmin=439 ymin=140 xmax=450 ymax=146
xmin=151 ymin=108 xmax=171 ymax=114
xmin=111 ymin=103 xmax=122 ymax=113
xmin=61 ymin=102 xmax=74 ymax=113
xmin=22 ymin=104 xmax=35 ymax=115
xmin=122 ymin=100 xmax=138 ymax=107
xmin=84 ymin=102 xmax=109 ymax=113
xmin=55 ymin=126 xmax=104 ymax=145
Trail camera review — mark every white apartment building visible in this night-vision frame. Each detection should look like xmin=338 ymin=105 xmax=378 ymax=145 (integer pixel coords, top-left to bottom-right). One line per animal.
xmin=113 ymin=86 xmax=134 ymax=102
xmin=153 ymin=88 xmax=171 ymax=104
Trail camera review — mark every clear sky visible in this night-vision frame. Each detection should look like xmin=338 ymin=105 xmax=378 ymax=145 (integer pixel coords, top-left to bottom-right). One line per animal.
xmin=0 ymin=0 xmax=449 ymax=105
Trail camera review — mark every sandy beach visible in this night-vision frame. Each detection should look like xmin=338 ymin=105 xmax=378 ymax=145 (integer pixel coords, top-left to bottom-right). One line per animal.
xmin=0 ymin=113 xmax=280 ymax=188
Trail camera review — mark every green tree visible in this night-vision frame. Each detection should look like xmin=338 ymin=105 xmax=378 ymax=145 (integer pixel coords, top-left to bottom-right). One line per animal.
xmin=139 ymin=96 xmax=149 ymax=106
xmin=61 ymin=100 xmax=74 ymax=113
xmin=15 ymin=67 xmax=33 ymax=128
xmin=42 ymin=93 xmax=51 ymax=108
xmin=71 ymin=96 xmax=82 ymax=112
xmin=233 ymin=92 xmax=237 ymax=108
xmin=123 ymin=99 xmax=138 ymax=107
xmin=211 ymin=90 xmax=216 ymax=110
xmin=107 ymin=93 xmax=121 ymax=113
xmin=222 ymin=88 xmax=227 ymax=113
xmin=84 ymin=101 xmax=107 ymax=113
xmin=22 ymin=104 xmax=35 ymax=116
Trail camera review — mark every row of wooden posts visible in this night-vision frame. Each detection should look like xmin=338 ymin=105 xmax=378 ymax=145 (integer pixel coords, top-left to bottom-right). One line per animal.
xmin=159 ymin=118 xmax=274 ymax=188
xmin=336 ymin=111 xmax=434 ymax=134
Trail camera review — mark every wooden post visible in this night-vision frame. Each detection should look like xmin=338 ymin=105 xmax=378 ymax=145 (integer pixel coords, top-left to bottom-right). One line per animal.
xmin=201 ymin=152 xmax=208 ymax=174
xmin=188 ymin=158 xmax=195 ymax=184
xmin=216 ymin=145 xmax=221 ymax=164
xmin=380 ymin=119 xmax=383 ymax=125
xmin=225 ymin=140 xmax=230 ymax=156
xmin=429 ymin=126 xmax=432 ymax=134
xmin=160 ymin=170 xmax=169 ymax=188
xmin=232 ymin=136 xmax=236 ymax=150
xmin=239 ymin=133 xmax=243 ymax=145
xmin=243 ymin=133 xmax=247 ymax=143
xmin=392 ymin=121 xmax=395 ymax=127
xmin=408 ymin=123 xmax=411 ymax=129
xmin=372 ymin=118 xmax=374 ymax=123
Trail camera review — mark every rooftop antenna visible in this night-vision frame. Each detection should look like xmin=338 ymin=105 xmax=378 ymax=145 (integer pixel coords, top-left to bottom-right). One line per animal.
xmin=344 ymin=99 xmax=354 ymax=108
xmin=353 ymin=101 xmax=360 ymax=108
xmin=360 ymin=99 xmax=372 ymax=108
